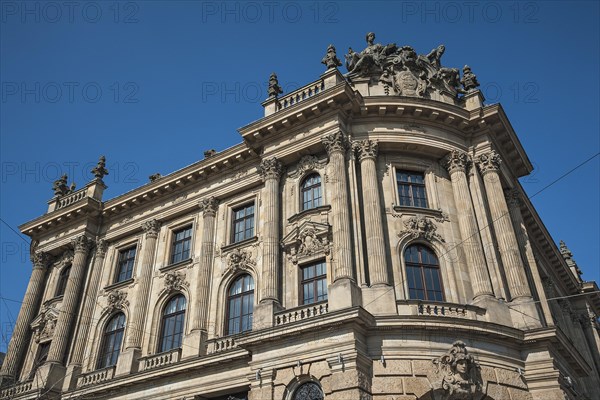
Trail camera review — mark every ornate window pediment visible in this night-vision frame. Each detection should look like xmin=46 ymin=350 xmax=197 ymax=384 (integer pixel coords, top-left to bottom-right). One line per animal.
xmin=282 ymin=221 xmax=331 ymax=264
xmin=30 ymin=304 xmax=60 ymax=343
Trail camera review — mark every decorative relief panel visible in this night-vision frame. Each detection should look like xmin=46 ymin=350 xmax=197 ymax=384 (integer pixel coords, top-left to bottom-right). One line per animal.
xmin=288 ymin=155 xmax=327 ymax=179
xmin=222 ymin=248 xmax=256 ymax=276
xmin=30 ymin=304 xmax=59 ymax=343
xmin=281 ymin=221 xmax=331 ymax=264
xmin=398 ymin=215 xmax=444 ymax=242
xmin=432 ymin=341 xmax=483 ymax=400
xmin=163 ymin=271 xmax=188 ymax=294
xmin=106 ymin=290 xmax=129 ymax=313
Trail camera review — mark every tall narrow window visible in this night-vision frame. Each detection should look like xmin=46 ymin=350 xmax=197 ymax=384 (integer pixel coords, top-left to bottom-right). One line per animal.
xmin=396 ymin=170 xmax=428 ymax=208
xmin=301 ymin=261 xmax=328 ymax=305
xmin=97 ymin=313 xmax=126 ymax=369
xmin=159 ymin=295 xmax=187 ymax=352
xmin=171 ymin=226 xmax=192 ymax=264
xmin=55 ymin=265 xmax=71 ymax=297
xmin=115 ymin=246 xmax=136 ymax=282
xmin=404 ymin=244 xmax=444 ymax=301
xmin=232 ymin=203 xmax=255 ymax=243
xmin=226 ymin=274 xmax=254 ymax=335
xmin=29 ymin=342 xmax=51 ymax=379
xmin=293 ymin=382 xmax=324 ymax=400
xmin=301 ymin=173 xmax=322 ymax=211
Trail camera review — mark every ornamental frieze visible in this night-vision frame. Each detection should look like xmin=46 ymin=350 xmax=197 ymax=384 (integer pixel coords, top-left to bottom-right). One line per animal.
xmin=432 ymin=341 xmax=483 ymax=400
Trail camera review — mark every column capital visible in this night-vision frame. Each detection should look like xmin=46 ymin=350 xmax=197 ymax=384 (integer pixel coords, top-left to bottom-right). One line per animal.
xmin=71 ymin=235 xmax=91 ymax=254
xmin=442 ymin=149 xmax=469 ymax=175
xmin=353 ymin=139 xmax=378 ymax=161
xmin=322 ymin=131 xmax=349 ymax=155
xmin=95 ymin=239 xmax=108 ymax=257
xmin=142 ymin=219 xmax=161 ymax=238
xmin=504 ymin=188 xmax=522 ymax=209
xmin=31 ymin=251 xmax=51 ymax=269
xmin=476 ymin=150 xmax=502 ymax=175
xmin=258 ymin=157 xmax=284 ymax=181
xmin=198 ymin=196 xmax=219 ymax=217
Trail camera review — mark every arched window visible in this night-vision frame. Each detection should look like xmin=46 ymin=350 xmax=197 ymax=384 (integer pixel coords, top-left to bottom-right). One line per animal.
xmin=226 ymin=275 xmax=254 ymax=335
xmin=293 ymin=382 xmax=324 ymax=400
xmin=404 ymin=244 xmax=444 ymax=301
xmin=97 ymin=313 xmax=126 ymax=369
xmin=159 ymin=295 xmax=187 ymax=352
xmin=55 ymin=265 xmax=71 ymax=297
xmin=301 ymin=173 xmax=322 ymax=211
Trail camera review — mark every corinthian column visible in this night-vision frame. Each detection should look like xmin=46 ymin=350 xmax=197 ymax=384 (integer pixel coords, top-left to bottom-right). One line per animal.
xmin=47 ymin=235 xmax=91 ymax=364
xmin=193 ymin=197 xmax=218 ymax=332
xmin=443 ymin=150 xmax=493 ymax=299
xmin=257 ymin=158 xmax=283 ymax=302
xmin=0 ymin=252 xmax=50 ymax=384
xmin=126 ymin=219 xmax=160 ymax=349
xmin=69 ymin=239 xmax=108 ymax=366
xmin=353 ymin=140 xmax=388 ymax=286
xmin=322 ymin=131 xmax=354 ymax=282
xmin=477 ymin=151 xmax=531 ymax=300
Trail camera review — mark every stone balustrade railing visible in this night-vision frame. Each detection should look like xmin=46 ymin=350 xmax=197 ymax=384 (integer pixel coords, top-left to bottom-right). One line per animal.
xmin=57 ymin=188 xmax=87 ymax=210
xmin=275 ymin=302 xmax=329 ymax=326
xmin=139 ymin=348 xmax=181 ymax=371
xmin=77 ymin=366 xmax=116 ymax=388
xmin=206 ymin=336 xmax=238 ymax=354
xmin=0 ymin=380 xmax=33 ymax=399
xmin=397 ymin=300 xmax=486 ymax=320
xmin=277 ymin=79 xmax=325 ymax=111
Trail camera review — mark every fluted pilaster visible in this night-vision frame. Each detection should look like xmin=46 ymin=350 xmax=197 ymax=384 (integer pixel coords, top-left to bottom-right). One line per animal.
xmin=322 ymin=131 xmax=354 ymax=281
xmin=258 ymin=158 xmax=283 ymax=302
xmin=47 ymin=235 xmax=91 ymax=364
xmin=0 ymin=252 xmax=50 ymax=381
xmin=69 ymin=239 xmax=108 ymax=366
xmin=193 ymin=197 xmax=218 ymax=331
xmin=443 ymin=150 xmax=493 ymax=298
xmin=126 ymin=219 xmax=160 ymax=349
xmin=477 ymin=151 xmax=531 ymax=300
xmin=354 ymin=139 xmax=388 ymax=286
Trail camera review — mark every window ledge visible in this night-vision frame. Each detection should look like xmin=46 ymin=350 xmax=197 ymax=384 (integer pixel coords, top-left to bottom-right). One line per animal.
xmin=160 ymin=257 xmax=193 ymax=272
xmin=392 ymin=206 xmax=449 ymax=221
xmin=288 ymin=205 xmax=331 ymax=224
xmin=221 ymin=236 xmax=258 ymax=254
xmin=104 ymin=278 xmax=134 ymax=292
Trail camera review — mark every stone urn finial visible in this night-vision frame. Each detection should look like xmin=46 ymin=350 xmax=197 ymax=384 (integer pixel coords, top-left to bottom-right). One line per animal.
xmin=321 ymin=44 xmax=342 ymax=70
xmin=268 ymin=72 xmax=283 ymax=98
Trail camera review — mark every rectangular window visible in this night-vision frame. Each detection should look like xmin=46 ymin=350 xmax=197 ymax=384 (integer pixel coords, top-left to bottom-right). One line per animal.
xmin=171 ymin=226 xmax=192 ymax=264
xmin=301 ymin=261 xmax=328 ymax=305
xmin=115 ymin=246 xmax=136 ymax=282
xmin=396 ymin=170 xmax=428 ymax=208
xmin=232 ymin=203 xmax=255 ymax=243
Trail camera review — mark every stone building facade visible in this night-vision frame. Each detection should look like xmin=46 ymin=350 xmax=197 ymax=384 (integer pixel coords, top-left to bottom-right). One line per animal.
xmin=1 ymin=34 xmax=599 ymax=400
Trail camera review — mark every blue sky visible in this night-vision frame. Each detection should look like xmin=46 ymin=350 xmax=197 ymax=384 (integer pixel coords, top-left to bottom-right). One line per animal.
xmin=0 ymin=1 xmax=598 ymax=351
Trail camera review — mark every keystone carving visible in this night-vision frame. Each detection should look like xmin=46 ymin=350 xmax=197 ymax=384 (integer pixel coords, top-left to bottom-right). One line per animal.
xmin=400 ymin=216 xmax=444 ymax=242
xmin=106 ymin=290 xmax=129 ymax=313
xmin=164 ymin=271 xmax=188 ymax=293
xmin=224 ymin=248 xmax=256 ymax=275
xmin=432 ymin=341 xmax=483 ymax=400
xmin=258 ymin=157 xmax=284 ymax=181
xmin=198 ymin=197 xmax=219 ymax=217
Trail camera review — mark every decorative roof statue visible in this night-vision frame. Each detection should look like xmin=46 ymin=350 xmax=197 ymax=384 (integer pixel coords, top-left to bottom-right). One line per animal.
xmin=560 ymin=240 xmax=583 ymax=280
xmin=149 ymin=173 xmax=162 ymax=182
xmin=91 ymin=155 xmax=109 ymax=180
xmin=52 ymin=174 xmax=70 ymax=196
xmin=321 ymin=44 xmax=342 ymax=70
xmin=432 ymin=341 xmax=483 ymax=400
xmin=345 ymin=32 xmax=397 ymax=75
xmin=460 ymin=65 xmax=480 ymax=92
xmin=267 ymin=72 xmax=283 ymax=98
xmin=425 ymin=44 xmax=446 ymax=69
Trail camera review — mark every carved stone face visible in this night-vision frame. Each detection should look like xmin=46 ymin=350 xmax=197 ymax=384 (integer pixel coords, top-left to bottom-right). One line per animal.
xmin=455 ymin=360 xmax=468 ymax=374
